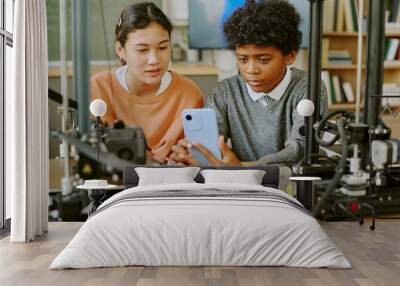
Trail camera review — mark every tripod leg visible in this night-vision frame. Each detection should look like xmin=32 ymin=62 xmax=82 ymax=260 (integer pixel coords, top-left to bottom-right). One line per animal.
xmin=358 ymin=202 xmax=364 ymax=225
xmin=369 ymin=204 xmax=376 ymax=231
xmin=362 ymin=203 xmax=376 ymax=231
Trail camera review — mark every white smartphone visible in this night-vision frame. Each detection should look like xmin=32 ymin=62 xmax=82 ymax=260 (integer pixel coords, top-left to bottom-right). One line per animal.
xmin=182 ymin=108 xmax=222 ymax=165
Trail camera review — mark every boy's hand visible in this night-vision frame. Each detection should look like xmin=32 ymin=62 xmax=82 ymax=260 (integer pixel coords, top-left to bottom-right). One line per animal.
xmin=168 ymin=136 xmax=241 ymax=166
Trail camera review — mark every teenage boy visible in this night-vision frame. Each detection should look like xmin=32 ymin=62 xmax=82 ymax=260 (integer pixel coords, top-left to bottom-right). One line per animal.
xmin=169 ymin=0 xmax=327 ymax=166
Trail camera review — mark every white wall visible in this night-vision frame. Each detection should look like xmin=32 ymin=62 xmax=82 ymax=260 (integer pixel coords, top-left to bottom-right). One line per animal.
xmin=293 ymin=49 xmax=308 ymax=70
xmin=163 ymin=0 xmax=188 ymax=21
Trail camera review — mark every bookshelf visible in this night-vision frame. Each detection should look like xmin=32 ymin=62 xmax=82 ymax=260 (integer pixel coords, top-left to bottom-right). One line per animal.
xmin=320 ymin=0 xmax=400 ymax=138
xmin=321 ymin=0 xmax=400 ymax=114
xmin=322 ymin=32 xmax=400 ymax=110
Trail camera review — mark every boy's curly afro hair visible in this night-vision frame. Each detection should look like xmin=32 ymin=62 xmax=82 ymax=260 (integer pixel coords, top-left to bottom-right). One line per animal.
xmin=223 ymin=0 xmax=302 ymax=54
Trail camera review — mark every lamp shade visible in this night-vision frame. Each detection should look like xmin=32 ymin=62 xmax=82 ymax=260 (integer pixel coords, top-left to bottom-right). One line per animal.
xmin=89 ymin=99 xmax=107 ymax=117
xmin=297 ymin=99 xmax=315 ymax=117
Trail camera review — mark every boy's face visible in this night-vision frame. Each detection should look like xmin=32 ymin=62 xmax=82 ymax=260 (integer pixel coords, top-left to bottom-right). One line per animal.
xmin=235 ymin=44 xmax=297 ymax=93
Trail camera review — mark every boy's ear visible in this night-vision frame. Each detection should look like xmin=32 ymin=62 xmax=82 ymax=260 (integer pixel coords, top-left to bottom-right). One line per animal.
xmin=115 ymin=41 xmax=126 ymax=62
xmin=284 ymin=50 xmax=298 ymax=65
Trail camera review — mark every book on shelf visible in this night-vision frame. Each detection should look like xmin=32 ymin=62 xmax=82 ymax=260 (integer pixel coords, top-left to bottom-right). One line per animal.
xmin=329 ymin=50 xmax=352 ymax=57
xmin=383 ymin=83 xmax=400 ymax=93
xmin=324 ymin=0 xmax=360 ymax=33
xmin=321 ymin=71 xmax=333 ymax=106
xmin=322 ymin=0 xmax=400 ymax=34
xmin=385 ymin=0 xmax=400 ymax=33
xmin=321 ymin=70 xmax=356 ymax=106
xmin=389 ymin=0 xmax=400 ymax=23
xmin=328 ymin=50 xmax=352 ymax=65
xmin=350 ymin=0 xmax=359 ymax=32
xmin=336 ymin=0 xmax=345 ymax=32
xmin=322 ymin=38 xmax=330 ymax=65
xmin=323 ymin=0 xmax=336 ymax=33
xmin=397 ymin=3 xmax=400 ymax=23
xmin=343 ymin=0 xmax=358 ymax=32
xmin=344 ymin=0 xmax=354 ymax=32
xmin=342 ymin=82 xmax=355 ymax=102
xmin=326 ymin=61 xmax=354 ymax=65
xmin=388 ymin=38 xmax=400 ymax=61
xmin=397 ymin=43 xmax=400 ymax=60
xmin=384 ymin=38 xmax=400 ymax=61
xmin=332 ymin=75 xmax=344 ymax=103
xmin=386 ymin=22 xmax=400 ymax=33
xmin=339 ymin=76 xmax=348 ymax=103
xmin=382 ymin=83 xmax=400 ymax=107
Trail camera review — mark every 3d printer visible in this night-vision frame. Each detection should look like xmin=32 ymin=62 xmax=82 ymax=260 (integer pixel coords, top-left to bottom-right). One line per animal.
xmin=292 ymin=0 xmax=400 ymax=229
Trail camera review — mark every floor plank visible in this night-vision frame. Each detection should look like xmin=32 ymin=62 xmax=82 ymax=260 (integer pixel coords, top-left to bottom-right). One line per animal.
xmin=0 ymin=221 xmax=399 ymax=286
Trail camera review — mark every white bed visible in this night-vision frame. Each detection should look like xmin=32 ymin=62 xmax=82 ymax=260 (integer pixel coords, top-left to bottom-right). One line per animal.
xmin=50 ymin=183 xmax=351 ymax=269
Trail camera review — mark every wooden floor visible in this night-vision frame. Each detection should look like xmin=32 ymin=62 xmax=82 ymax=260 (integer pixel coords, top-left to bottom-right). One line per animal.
xmin=0 ymin=221 xmax=399 ymax=286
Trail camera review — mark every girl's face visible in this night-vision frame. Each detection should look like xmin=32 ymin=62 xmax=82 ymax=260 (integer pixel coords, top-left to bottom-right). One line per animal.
xmin=116 ymin=22 xmax=171 ymax=86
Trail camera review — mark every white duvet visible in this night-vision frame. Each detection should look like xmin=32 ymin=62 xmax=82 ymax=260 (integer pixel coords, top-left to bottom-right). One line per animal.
xmin=50 ymin=183 xmax=351 ymax=269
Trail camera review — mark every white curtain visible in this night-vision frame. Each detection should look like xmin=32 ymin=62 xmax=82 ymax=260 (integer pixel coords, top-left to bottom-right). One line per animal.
xmin=6 ymin=0 xmax=49 ymax=242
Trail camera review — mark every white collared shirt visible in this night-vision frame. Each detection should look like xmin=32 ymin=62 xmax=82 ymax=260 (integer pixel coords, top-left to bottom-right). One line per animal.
xmin=245 ymin=67 xmax=292 ymax=106
xmin=114 ymin=65 xmax=172 ymax=96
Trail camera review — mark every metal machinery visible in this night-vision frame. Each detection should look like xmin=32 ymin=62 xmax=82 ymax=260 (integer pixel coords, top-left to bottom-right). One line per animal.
xmin=50 ymin=0 xmax=400 ymax=222
xmin=48 ymin=0 xmax=147 ymax=221
xmin=293 ymin=0 xmax=400 ymax=229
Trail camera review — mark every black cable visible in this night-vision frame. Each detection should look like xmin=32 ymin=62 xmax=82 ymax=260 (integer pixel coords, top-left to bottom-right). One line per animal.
xmin=312 ymin=117 xmax=349 ymax=217
xmin=314 ymin=109 xmax=353 ymax=146
xmin=387 ymin=172 xmax=400 ymax=181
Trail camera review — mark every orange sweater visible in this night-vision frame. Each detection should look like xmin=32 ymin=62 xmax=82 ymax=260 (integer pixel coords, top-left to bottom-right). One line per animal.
xmin=91 ymin=70 xmax=204 ymax=162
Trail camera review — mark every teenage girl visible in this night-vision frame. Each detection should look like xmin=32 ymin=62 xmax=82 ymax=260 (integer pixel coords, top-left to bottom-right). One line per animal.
xmin=91 ymin=2 xmax=204 ymax=163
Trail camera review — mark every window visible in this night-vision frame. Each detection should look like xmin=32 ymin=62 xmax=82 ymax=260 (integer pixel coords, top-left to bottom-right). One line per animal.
xmin=5 ymin=0 xmax=13 ymax=33
xmin=1 ymin=0 xmax=14 ymax=231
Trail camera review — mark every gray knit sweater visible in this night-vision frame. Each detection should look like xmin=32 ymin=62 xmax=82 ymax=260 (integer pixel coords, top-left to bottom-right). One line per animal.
xmin=205 ymin=68 xmax=328 ymax=165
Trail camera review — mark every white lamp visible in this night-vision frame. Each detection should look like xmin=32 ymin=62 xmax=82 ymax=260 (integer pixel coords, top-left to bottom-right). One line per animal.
xmin=297 ymin=99 xmax=315 ymax=117
xmin=89 ymin=99 xmax=107 ymax=160
xmin=296 ymin=99 xmax=315 ymax=138
xmin=90 ymin=99 xmax=107 ymax=117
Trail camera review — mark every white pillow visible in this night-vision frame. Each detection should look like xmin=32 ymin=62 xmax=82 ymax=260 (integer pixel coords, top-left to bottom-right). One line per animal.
xmin=200 ymin=169 xmax=266 ymax=185
xmin=135 ymin=167 xmax=200 ymax=186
